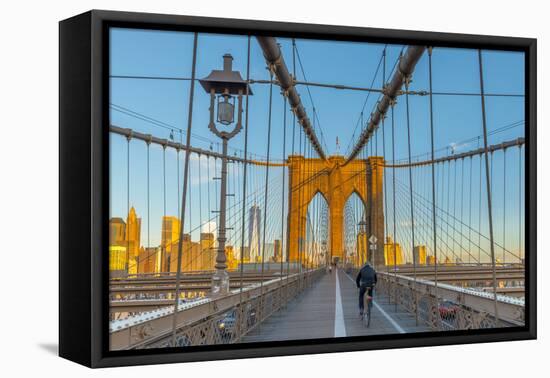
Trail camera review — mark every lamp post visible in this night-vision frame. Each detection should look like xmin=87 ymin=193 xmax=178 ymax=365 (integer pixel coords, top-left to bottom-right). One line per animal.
xmin=358 ymin=219 xmax=367 ymax=266
xmin=321 ymin=240 xmax=328 ymax=267
xmin=200 ymin=54 xmax=253 ymax=296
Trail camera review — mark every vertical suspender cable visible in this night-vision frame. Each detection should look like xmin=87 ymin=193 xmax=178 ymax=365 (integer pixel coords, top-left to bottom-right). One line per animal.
xmin=126 ymin=135 xmax=131 ymax=275
xmin=446 ymin=160 xmax=451 ymax=257
xmin=460 ymin=158 xmax=464 ymax=263
xmin=428 ymin=47 xmax=439 ymax=319
xmin=237 ymin=36 xmax=251 ymax=340
xmin=477 ymin=49 xmax=500 ymax=325
xmin=286 ymin=38 xmax=297 ymax=294
xmin=404 ymin=78 xmax=418 ymax=325
xmin=280 ymin=94 xmax=288 ymax=285
xmin=518 ymin=146 xmax=522 ymax=263
xmin=391 ymin=102 xmax=397 ymax=309
xmin=452 ymin=161 xmax=457 ymax=262
xmin=291 ymin=38 xmax=297 ymax=155
xmin=381 ymin=48 xmax=389 ymax=274
xmin=503 ymin=148 xmax=507 ymax=265
xmin=198 ymin=154 xmax=202 ymax=272
xmin=478 ymin=144 xmax=482 ymax=264
xmin=177 ymin=146 xmax=181 ymax=220
xmin=207 ymin=157 xmax=212 ymax=233
xmin=147 ymin=141 xmax=151 ymax=273
xmin=468 ymin=156 xmax=473 ymax=264
xmin=163 ymin=146 xmax=167 ymax=271
xmin=171 ymin=32 xmax=198 ymax=346
xmin=259 ymin=72 xmax=275 ymax=314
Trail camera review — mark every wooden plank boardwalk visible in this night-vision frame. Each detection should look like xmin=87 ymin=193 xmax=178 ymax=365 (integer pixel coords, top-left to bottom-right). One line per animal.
xmin=242 ymin=268 xmax=429 ymax=342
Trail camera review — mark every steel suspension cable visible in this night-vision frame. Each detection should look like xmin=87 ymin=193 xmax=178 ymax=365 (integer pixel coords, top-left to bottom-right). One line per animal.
xmin=428 ymin=46 xmax=439 ymax=314
xmin=259 ymin=73 xmax=275 ymax=305
xmin=518 ymin=145 xmax=522 ymax=262
xmin=503 ymin=148 xmax=507 ymax=265
xmin=478 ymin=149 xmax=482 ymax=264
xmin=126 ymin=135 xmax=131 ymax=274
xmin=391 ymin=102 xmax=398 ymax=308
xmin=147 ymin=141 xmax=151 ymax=272
xmin=171 ymin=32 xmax=198 ymax=346
xmin=452 ymin=160 xmax=457 ymax=262
xmin=404 ymin=80 xmax=419 ymax=324
xmin=280 ymin=94 xmax=288 ymax=285
xmin=478 ymin=50 xmax=499 ymax=325
xmin=468 ymin=156 xmax=473 ymax=265
xmin=177 ymin=147 xmax=181 ymax=218
xmin=237 ymin=36 xmax=251 ymax=341
xmin=198 ymin=154 xmax=203 ymax=272
xmin=381 ymin=48 xmax=390 ymax=274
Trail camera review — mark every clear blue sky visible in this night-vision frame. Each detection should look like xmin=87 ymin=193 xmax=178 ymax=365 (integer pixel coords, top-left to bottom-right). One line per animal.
xmin=109 ymin=27 xmax=525 ymax=262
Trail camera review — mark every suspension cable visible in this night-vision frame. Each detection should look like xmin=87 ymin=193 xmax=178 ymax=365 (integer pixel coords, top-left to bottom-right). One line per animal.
xmin=259 ymin=71 xmax=275 ymax=307
xmin=280 ymin=92 xmax=288 ymax=285
xmin=478 ymin=49 xmax=500 ymax=325
xmin=126 ymin=135 xmax=131 ymax=274
xmin=468 ymin=156 xmax=473 ymax=265
xmin=428 ymin=46 xmax=439 ymax=314
xmin=518 ymin=145 xmax=522 ymax=262
xmin=391 ymin=102 xmax=398 ymax=308
xmin=170 ymin=32 xmax=198 ymax=346
xmin=404 ymin=77 xmax=419 ymax=324
xmin=237 ymin=33 xmax=252 ymax=330
xmin=503 ymin=148 xmax=507 ymax=265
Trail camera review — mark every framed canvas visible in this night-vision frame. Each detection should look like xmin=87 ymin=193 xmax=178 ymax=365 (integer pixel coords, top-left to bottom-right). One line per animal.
xmin=59 ymin=9 xmax=536 ymax=368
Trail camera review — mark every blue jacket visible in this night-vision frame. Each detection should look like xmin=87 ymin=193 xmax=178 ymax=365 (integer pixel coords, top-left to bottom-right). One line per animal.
xmin=356 ymin=264 xmax=377 ymax=288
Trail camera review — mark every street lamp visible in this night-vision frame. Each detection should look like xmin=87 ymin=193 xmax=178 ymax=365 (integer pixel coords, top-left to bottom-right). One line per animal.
xmin=321 ymin=240 xmax=328 ymax=266
xmin=200 ymin=54 xmax=252 ymax=296
xmin=358 ymin=220 xmax=367 ymax=266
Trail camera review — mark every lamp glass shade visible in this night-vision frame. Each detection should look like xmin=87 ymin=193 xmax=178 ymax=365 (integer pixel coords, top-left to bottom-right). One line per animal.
xmin=217 ymin=96 xmax=235 ymax=125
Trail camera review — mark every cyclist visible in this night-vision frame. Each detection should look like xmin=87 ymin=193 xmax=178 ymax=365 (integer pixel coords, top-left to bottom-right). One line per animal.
xmin=355 ymin=262 xmax=377 ymax=316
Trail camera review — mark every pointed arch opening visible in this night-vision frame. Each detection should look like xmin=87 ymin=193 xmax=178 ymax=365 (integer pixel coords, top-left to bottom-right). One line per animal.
xmin=344 ymin=191 xmax=368 ymax=268
xmin=302 ymin=192 xmax=330 ymax=269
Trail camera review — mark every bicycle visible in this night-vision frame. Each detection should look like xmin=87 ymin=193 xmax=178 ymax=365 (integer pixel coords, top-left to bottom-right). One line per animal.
xmin=361 ymin=286 xmax=374 ymax=328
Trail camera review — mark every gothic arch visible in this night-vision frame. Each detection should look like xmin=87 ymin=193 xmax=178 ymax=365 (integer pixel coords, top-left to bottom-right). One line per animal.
xmin=287 ymin=154 xmax=385 ymax=266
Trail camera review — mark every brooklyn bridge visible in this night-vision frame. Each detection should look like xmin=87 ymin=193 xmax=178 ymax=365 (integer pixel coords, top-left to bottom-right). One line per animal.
xmin=107 ymin=33 xmax=526 ymax=349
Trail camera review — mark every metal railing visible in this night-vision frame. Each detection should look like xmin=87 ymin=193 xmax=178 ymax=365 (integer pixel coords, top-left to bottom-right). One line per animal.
xmin=375 ymin=272 xmax=525 ymax=331
xmin=110 ymin=268 xmax=325 ymax=350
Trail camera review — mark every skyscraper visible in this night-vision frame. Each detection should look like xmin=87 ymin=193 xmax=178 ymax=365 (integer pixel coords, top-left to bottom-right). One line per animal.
xmin=248 ymin=204 xmax=261 ymax=262
xmin=384 ymin=236 xmax=403 ymax=266
xmin=413 ymin=245 xmax=427 ymax=265
xmin=161 ymin=216 xmax=180 ymax=272
xmin=273 ymin=239 xmax=282 ymax=262
xmin=109 ymin=218 xmax=127 ymax=277
xmin=109 ymin=217 xmax=126 ymax=245
xmin=200 ymin=232 xmax=216 ymax=270
xmin=125 ymin=207 xmax=141 ymax=275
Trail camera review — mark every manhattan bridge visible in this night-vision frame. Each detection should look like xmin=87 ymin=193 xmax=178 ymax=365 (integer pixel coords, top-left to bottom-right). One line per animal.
xmin=108 ymin=34 xmax=526 ymax=350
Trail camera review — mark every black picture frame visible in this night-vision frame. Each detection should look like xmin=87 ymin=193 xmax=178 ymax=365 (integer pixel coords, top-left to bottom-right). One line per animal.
xmin=59 ymin=9 xmax=537 ymax=368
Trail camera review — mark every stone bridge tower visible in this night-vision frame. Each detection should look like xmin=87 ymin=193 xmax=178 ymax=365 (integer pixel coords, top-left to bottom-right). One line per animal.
xmin=287 ymin=155 xmax=385 ymax=268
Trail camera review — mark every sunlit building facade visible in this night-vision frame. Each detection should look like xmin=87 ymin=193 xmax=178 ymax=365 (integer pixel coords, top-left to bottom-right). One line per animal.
xmin=413 ymin=245 xmax=427 ymax=265
xmin=125 ymin=207 xmax=141 ymax=275
xmin=384 ymin=236 xmax=404 ymax=266
xmin=161 ymin=216 xmax=180 ymax=272
xmin=248 ymin=205 xmax=261 ymax=262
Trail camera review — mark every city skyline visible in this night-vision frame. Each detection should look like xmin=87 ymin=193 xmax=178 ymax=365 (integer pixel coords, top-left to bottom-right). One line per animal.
xmin=106 ymin=27 xmax=527 ymax=351
xmin=110 ymin=29 xmax=525 ymax=266
xmin=109 ymin=204 xmax=289 ymax=276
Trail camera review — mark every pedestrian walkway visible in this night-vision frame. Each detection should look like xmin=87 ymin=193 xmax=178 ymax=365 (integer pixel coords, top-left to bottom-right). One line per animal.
xmin=242 ymin=268 xmax=429 ymax=343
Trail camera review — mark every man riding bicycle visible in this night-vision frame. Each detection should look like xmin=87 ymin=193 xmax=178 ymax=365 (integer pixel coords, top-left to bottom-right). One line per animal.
xmin=355 ymin=262 xmax=377 ymax=316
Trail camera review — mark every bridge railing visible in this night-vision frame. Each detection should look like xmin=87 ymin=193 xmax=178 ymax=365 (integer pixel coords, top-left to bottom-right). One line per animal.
xmin=376 ymin=272 xmax=525 ymax=331
xmin=110 ymin=268 xmax=325 ymax=350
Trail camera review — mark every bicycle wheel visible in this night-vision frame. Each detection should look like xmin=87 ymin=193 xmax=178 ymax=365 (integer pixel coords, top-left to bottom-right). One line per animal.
xmin=362 ymin=295 xmax=369 ymax=328
xmin=366 ymin=298 xmax=372 ymax=327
